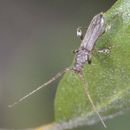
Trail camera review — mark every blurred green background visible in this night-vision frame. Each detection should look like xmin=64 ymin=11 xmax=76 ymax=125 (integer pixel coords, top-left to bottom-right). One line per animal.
xmin=1 ymin=0 xmax=130 ymax=130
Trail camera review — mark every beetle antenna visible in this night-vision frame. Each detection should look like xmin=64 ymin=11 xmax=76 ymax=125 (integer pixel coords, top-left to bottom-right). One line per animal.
xmin=8 ymin=67 xmax=71 ymax=108
xmin=79 ymin=71 xmax=106 ymax=128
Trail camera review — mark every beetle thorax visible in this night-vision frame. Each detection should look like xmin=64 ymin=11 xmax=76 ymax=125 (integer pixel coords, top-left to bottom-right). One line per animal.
xmin=73 ymin=48 xmax=90 ymax=73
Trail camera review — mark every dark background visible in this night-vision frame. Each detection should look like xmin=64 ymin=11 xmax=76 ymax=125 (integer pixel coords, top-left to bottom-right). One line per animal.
xmin=1 ymin=0 xmax=130 ymax=130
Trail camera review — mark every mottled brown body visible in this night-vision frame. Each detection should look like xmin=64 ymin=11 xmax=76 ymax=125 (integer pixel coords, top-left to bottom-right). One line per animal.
xmin=73 ymin=13 xmax=105 ymax=73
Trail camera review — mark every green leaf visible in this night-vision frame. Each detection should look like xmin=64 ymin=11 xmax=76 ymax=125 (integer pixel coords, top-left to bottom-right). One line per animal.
xmin=54 ymin=0 xmax=130 ymax=129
